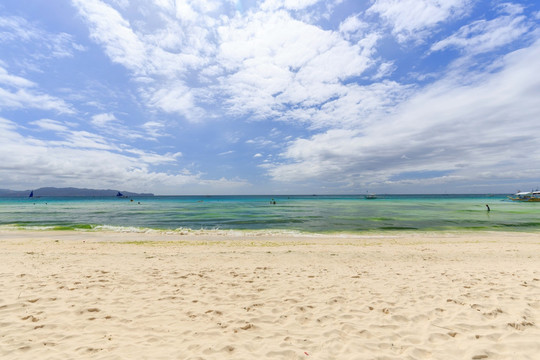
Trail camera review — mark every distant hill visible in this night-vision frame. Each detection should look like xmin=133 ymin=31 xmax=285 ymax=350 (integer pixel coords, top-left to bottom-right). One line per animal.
xmin=0 ymin=187 xmax=154 ymax=197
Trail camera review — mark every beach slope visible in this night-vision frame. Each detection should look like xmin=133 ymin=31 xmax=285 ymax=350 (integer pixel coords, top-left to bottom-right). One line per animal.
xmin=1 ymin=231 xmax=539 ymax=359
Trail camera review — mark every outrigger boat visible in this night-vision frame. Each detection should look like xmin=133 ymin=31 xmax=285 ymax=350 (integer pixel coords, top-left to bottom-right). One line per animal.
xmin=508 ymin=191 xmax=540 ymax=202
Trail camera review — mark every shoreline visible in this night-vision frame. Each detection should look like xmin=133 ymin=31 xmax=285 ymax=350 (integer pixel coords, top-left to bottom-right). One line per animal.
xmin=3 ymin=225 xmax=540 ymax=236
xmin=2 ymin=227 xmax=540 ymax=245
xmin=1 ymin=231 xmax=539 ymax=359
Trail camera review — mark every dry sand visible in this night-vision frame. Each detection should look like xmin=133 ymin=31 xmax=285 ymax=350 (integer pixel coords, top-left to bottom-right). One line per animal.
xmin=0 ymin=230 xmax=539 ymax=359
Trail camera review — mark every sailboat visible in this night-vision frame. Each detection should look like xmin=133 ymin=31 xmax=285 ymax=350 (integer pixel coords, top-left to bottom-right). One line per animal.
xmin=29 ymin=190 xmax=34 ymax=198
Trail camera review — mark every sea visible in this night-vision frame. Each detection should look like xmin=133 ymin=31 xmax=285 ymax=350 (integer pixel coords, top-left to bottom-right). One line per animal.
xmin=0 ymin=194 xmax=539 ymax=234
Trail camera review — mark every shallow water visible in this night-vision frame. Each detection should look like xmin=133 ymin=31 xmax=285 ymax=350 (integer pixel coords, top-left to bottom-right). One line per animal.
xmin=1 ymin=194 xmax=538 ymax=233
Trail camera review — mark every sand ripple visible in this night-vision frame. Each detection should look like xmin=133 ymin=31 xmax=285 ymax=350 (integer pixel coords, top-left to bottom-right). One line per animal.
xmin=0 ymin=231 xmax=539 ymax=359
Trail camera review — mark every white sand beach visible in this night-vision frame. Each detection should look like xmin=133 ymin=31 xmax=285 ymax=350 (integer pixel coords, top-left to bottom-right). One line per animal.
xmin=1 ymin=230 xmax=539 ymax=359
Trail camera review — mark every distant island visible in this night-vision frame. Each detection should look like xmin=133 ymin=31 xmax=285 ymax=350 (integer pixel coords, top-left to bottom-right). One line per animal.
xmin=0 ymin=187 xmax=154 ymax=197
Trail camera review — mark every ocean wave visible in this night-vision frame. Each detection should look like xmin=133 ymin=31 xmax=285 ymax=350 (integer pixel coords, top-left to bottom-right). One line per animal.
xmin=0 ymin=223 xmax=312 ymax=237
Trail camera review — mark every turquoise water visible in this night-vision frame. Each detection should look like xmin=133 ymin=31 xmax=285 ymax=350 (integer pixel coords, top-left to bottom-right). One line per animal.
xmin=1 ymin=194 xmax=539 ymax=233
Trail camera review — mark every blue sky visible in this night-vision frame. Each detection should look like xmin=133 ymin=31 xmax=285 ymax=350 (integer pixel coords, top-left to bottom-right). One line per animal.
xmin=1 ymin=0 xmax=539 ymax=195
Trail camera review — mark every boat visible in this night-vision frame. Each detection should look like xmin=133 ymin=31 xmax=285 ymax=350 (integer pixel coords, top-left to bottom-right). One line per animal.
xmin=364 ymin=194 xmax=378 ymax=199
xmin=29 ymin=190 xmax=34 ymax=198
xmin=116 ymin=191 xmax=128 ymax=198
xmin=508 ymin=191 xmax=540 ymax=202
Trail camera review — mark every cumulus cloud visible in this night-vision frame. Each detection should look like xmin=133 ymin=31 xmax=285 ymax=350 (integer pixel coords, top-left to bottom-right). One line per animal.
xmin=72 ymin=0 xmax=219 ymax=120
xmin=266 ymin=40 xmax=540 ymax=191
xmin=2 ymin=0 xmax=538 ymax=194
xmin=339 ymin=15 xmax=368 ymax=40
xmin=73 ymin=0 xmax=383 ymax=125
xmin=277 ymin=80 xmax=412 ymax=129
xmin=368 ymin=0 xmax=472 ymax=43
xmin=0 ymin=117 xmax=247 ymax=194
xmin=217 ymin=9 xmax=380 ymax=122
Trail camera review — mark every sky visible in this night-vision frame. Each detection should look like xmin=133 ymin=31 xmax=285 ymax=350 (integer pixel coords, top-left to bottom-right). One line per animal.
xmin=0 ymin=0 xmax=539 ymax=195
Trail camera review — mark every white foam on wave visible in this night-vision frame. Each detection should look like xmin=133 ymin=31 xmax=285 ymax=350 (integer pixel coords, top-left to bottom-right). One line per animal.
xmin=92 ymin=225 xmax=159 ymax=233
xmin=0 ymin=223 xmax=352 ymax=238
xmin=0 ymin=224 xmax=59 ymax=231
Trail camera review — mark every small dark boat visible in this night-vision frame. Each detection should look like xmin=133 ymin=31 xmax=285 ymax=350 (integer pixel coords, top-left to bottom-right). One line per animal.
xmin=116 ymin=191 xmax=128 ymax=198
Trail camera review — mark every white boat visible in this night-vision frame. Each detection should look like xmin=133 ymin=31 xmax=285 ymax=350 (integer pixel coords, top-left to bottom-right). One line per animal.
xmin=364 ymin=194 xmax=378 ymax=199
xmin=508 ymin=191 xmax=540 ymax=202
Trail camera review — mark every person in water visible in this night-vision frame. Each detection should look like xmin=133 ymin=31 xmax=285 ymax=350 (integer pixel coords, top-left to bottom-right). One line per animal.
xmin=486 ymin=204 xmax=490 ymax=212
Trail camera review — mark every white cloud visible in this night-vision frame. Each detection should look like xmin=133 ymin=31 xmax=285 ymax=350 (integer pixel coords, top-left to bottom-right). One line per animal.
xmin=51 ymin=130 xmax=118 ymax=151
xmin=431 ymin=6 xmax=531 ymax=54
xmin=266 ymin=40 xmax=540 ymax=190
xmin=174 ymin=0 xmax=198 ymax=22
xmin=368 ymin=0 xmax=472 ymax=43
xmin=72 ymin=0 xmax=147 ymax=73
xmin=0 ymin=66 xmax=36 ymax=88
xmin=141 ymin=121 xmax=170 ymax=139
xmin=91 ymin=112 xmax=117 ymax=127
xmin=261 ymin=0 xmax=321 ymax=11
xmin=0 ymin=15 xmax=83 ymax=58
xmin=217 ymin=9 xmax=380 ymax=121
xmin=372 ymin=61 xmax=395 ymax=79
xmin=89 ymin=112 xmax=150 ymax=140
xmin=27 ymin=119 xmax=120 ymax=151
xmin=0 ymin=66 xmax=73 ymax=113
xmin=246 ymin=137 xmax=275 ymax=148
xmin=110 ymin=0 xmax=130 ymax=8
xmin=0 ymin=87 xmax=74 ymax=114
xmin=141 ymin=84 xmax=202 ymax=121
xmin=73 ymin=0 xmax=383 ymax=125
xmin=0 ymin=16 xmax=35 ymax=42
xmin=0 ymin=117 xmax=248 ymax=194
xmin=339 ymin=14 xmax=367 ymax=40
xmin=30 ymin=119 xmax=70 ymax=132
xmin=2 ymin=0 xmax=539 ymax=194
xmin=277 ymin=80 xmax=412 ymax=129
xmin=72 ymin=0 xmax=214 ymax=119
